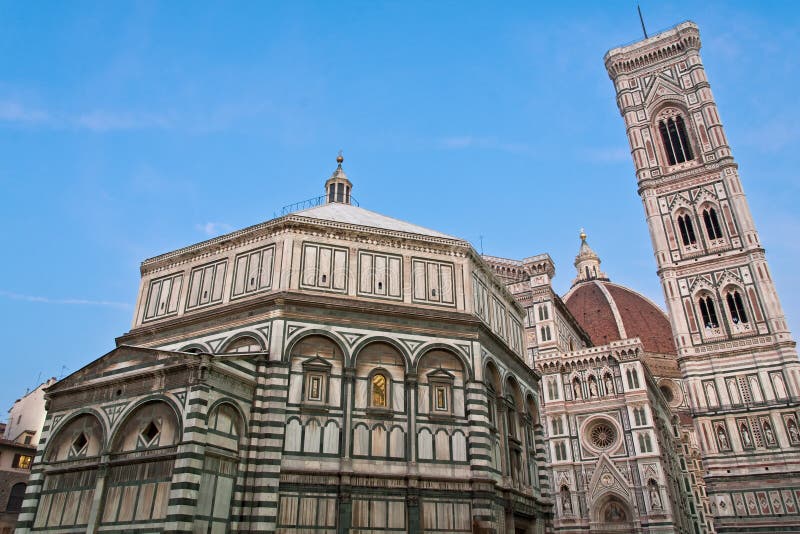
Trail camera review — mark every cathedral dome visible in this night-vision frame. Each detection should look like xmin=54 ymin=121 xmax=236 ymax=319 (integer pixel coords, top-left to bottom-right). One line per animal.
xmin=563 ymin=280 xmax=676 ymax=356
xmin=563 ymin=231 xmax=677 ymax=359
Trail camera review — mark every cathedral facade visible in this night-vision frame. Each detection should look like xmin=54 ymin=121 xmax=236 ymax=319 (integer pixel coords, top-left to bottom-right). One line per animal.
xmin=14 ymin=20 xmax=800 ymax=534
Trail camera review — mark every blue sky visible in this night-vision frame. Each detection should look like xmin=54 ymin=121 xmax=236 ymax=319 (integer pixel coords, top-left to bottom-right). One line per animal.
xmin=1 ymin=1 xmax=798 ymax=414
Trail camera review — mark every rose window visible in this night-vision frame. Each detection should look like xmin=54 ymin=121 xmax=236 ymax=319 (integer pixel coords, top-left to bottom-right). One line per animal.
xmin=589 ymin=421 xmax=617 ymax=449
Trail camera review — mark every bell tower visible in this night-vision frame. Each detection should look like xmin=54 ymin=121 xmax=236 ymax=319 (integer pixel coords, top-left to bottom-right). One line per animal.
xmin=605 ymin=22 xmax=800 ymax=531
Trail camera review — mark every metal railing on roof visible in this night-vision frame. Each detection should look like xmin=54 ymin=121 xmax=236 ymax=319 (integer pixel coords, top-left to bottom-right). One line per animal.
xmin=276 ymin=195 xmax=360 ymax=218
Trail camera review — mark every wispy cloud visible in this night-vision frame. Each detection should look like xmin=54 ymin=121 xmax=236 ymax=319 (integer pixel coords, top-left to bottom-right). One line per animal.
xmin=436 ymin=136 xmax=533 ymax=154
xmin=0 ymin=100 xmax=49 ymax=123
xmin=0 ymin=290 xmax=130 ymax=309
xmin=581 ymin=146 xmax=630 ymax=163
xmin=74 ymin=110 xmax=173 ymax=132
xmin=0 ymin=98 xmax=173 ymax=132
xmin=196 ymin=222 xmax=233 ymax=237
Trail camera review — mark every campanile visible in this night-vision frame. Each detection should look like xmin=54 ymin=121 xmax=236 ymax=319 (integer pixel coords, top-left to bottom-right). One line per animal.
xmin=605 ymin=21 xmax=800 ymax=531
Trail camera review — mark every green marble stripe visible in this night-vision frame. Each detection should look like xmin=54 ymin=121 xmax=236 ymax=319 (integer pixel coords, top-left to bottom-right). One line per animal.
xmin=170 ymin=481 xmax=201 ymax=491
xmin=217 ymin=360 xmax=258 ymax=375
xmin=240 ymin=458 xmax=283 ymax=467
xmin=246 ymin=444 xmax=284 ymax=453
xmin=168 ymin=497 xmax=199 ymax=506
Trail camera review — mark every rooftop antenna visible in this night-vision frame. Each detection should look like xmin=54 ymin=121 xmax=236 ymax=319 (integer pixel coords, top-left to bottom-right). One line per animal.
xmin=479 ymin=235 xmax=484 ymax=255
xmin=637 ymin=4 xmax=648 ymax=39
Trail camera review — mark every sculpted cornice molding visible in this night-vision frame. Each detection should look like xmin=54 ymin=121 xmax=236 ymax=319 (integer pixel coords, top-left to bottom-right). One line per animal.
xmin=638 ymin=161 xmax=736 ymax=195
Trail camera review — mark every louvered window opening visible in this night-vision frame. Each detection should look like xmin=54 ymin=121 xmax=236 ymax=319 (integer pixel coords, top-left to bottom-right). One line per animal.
xmin=698 ymin=296 xmax=719 ymax=328
xmin=703 ymin=208 xmax=723 ymax=240
xmin=726 ymin=291 xmax=749 ymax=324
xmin=659 ymin=116 xmax=694 ymax=165
xmin=677 ymin=215 xmax=697 ymax=246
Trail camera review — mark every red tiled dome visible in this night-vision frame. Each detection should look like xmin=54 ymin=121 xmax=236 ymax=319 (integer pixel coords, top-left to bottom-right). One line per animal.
xmin=563 ymin=280 xmax=676 ymax=356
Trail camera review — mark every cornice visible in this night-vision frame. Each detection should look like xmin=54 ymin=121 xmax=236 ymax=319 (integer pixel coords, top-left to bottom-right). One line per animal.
xmin=141 ymin=212 xmax=472 ymax=276
xmin=118 ymin=290 xmax=482 ymax=345
xmin=605 ymin=21 xmax=700 ymax=79
xmin=637 ymin=160 xmax=737 ymax=196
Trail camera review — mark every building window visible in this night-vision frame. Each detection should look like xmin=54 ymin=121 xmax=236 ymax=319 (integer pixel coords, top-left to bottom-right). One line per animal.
xmin=538 ymin=304 xmax=549 ymax=321
xmin=703 ymin=207 xmax=723 ymax=240
xmin=547 ymin=378 xmax=559 ymax=401
xmin=487 ymin=386 xmax=497 ymax=427
xmin=626 ymin=368 xmax=640 ymax=389
xmin=301 ymin=355 xmax=333 ymax=405
xmin=552 ymin=417 xmax=564 ymax=435
xmin=12 ymin=454 xmax=32 ymax=469
xmin=698 ymin=295 xmax=719 ymax=328
xmin=6 ymin=483 xmax=25 ymax=512
xmin=726 ymin=290 xmax=749 ymax=324
xmin=68 ymin=432 xmax=89 ymax=458
xmin=433 ymin=385 xmax=448 ymax=411
xmin=677 ymin=214 xmax=697 ymax=246
xmin=427 ymin=369 xmax=455 ymax=415
xmin=637 ymin=407 xmax=647 ymax=426
xmin=638 ymin=433 xmax=653 ymax=453
xmin=658 ymin=114 xmax=694 ymax=165
xmin=308 ymin=374 xmax=323 ymax=401
xmin=540 ymin=325 xmax=552 ymax=342
xmin=138 ymin=420 xmax=161 ymax=449
xmin=588 ymin=420 xmax=618 ymax=449
xmin=554 ymin=440 xmax=568 ymax=461
xmin=371 ymin=373 xmax=389 ymax=408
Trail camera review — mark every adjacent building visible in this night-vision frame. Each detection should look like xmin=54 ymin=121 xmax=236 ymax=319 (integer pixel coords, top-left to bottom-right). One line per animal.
xmin=0 ymin=379 xmax=54 ymax=534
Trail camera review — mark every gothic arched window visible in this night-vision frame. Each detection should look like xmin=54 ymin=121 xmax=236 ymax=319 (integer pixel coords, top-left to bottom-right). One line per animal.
xmin=703 ymin=207 xmax=723 ymax=240
xmin=658 ymin=114 xmax=694 ymax=165
xmin=677 ymin=214 xmax=697 ymax=246
xmin=626 ymin=368 xmax=640 ymax=389
xmin=540 ymin=325 xmax=552 ymax=342
xmin=726 ymin=290 xmax=749 ymax=324
xmin=698 ymin=295 xmax=719 ymax=328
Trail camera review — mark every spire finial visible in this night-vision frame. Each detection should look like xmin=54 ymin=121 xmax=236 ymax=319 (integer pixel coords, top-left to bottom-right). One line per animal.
xmin=637 ymin=4 xmax=648 ymax=39
xmin=336 ymin=150 xmax=344 ymax=165
xmin=580 ymin=228 xmax=587 ymax=242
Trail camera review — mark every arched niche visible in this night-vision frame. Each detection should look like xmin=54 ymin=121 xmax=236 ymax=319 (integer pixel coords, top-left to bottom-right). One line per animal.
xmin=111 ymin=400 xmax=181 ymax=453
xmin=221 ymin=334 xmax=264 ymax=354
xmin=353 ymin=342 xmax=405 ymax=412
xmin=45 ymin=412 xmax=105 ymax=462
xmin=504 ymin=375 xmax=524 ymax=409
xmin=484 ymin=360 xmax=503 ymax=428
xmin=206 ymin=401 xmax=245 ymax=453
xmin=287 ymin=334 xmax=345 ymax=408
xmin=101 ymin=400 xmax=181 ymax=528
xmin=416 ymin=348 xmax=467 ymax=418
xmin=525 ymin=394 xmax=539 ymax=424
